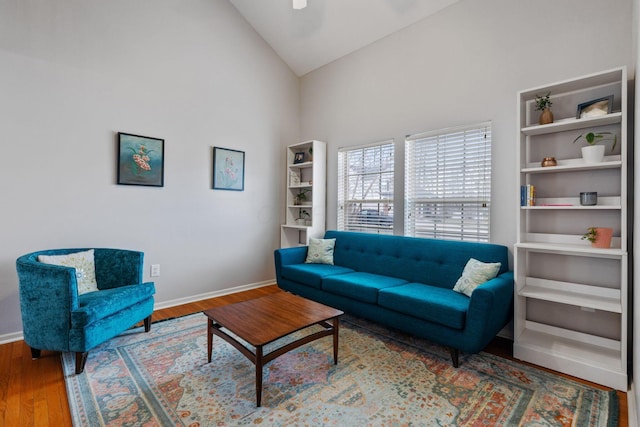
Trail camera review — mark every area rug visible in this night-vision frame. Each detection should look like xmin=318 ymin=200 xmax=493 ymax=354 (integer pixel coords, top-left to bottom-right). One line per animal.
xmin=62 ymin=313 xmax=618 ymax=426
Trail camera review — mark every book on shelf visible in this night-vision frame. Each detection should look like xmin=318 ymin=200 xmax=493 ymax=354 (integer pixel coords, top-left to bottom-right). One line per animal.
xmin=520 ymin=185 xmax=535 ymax=206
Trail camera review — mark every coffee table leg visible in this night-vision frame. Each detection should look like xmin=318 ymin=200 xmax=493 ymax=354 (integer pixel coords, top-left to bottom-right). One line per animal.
xmin=256 ymin=345 xmax=263 ymax=407
xmin=333 ymin=317 xmax=340 ymax=364
xmin=207 ymin=319 xmax=213 ymax=363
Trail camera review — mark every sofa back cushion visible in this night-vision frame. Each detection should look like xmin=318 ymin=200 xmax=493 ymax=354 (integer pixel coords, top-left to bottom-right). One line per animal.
xmin=324 ymin=230 xmax=509 ymax=289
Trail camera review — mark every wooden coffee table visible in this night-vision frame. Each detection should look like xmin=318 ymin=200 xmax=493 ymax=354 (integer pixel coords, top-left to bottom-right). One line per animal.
xmin=204 ymin=292 xmax=344 ymax=406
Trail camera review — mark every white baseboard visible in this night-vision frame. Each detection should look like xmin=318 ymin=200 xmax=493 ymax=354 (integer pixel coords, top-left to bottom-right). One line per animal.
xmin=0 ymin=330 xmax=24 ymax=345
xmin=0 ymin=280 xmax=276 ymax=345
xmin=153 ymin=280 xmax=275 ymax=311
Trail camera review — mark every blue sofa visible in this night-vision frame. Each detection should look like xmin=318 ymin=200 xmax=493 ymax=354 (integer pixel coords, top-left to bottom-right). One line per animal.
xmin=274 ymin=231 xmax=513 ymax=366
xmin=16 ymin=248 xmax=156 ymax=374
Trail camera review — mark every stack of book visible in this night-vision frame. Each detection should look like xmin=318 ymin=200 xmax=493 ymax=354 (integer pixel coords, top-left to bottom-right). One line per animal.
xmin=520 ymin=185 xmax=535 ymax=206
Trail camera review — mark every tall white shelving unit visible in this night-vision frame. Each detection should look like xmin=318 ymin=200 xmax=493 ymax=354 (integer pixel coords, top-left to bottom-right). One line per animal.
xmin=281 ymin=140 xmax=327 ymax=248
xmin=514 ymin=67 xmax=628 ymax=390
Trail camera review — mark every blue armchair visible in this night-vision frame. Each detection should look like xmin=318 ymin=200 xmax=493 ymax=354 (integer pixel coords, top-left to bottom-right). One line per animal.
xmin=16 ymin=248 xmax=156 ymax=374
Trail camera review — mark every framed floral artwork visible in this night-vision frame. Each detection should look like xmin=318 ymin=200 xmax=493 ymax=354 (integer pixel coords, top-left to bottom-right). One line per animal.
xmin=117 ymin=132 xmax=164 ymax=187
xmin=213 ymin=146 xmax=245 ymax=191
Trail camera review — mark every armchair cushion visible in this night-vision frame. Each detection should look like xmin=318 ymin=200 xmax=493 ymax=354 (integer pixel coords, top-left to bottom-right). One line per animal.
xmin=37 ymin=249 xmax=99 ymax=295
xmin=71 ymin=282 xmax=156 ymax=328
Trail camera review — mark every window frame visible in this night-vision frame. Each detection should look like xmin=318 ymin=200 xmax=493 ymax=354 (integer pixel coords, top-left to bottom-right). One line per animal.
xmin=337 ymin=140 xmax=395 ymax=235
xmin=404 ymin=122 xmax=492 ymax=242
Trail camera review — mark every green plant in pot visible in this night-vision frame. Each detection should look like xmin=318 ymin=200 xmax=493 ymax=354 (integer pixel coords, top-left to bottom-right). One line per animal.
xmin=572 ymin=131 xmax=617 ymax=163
xmin=581 ymin=226 xmax=613 ymax=248
xmin=295 ymin=189 xmax=310 ymax=205
xmin=534 ymin=92 xmax=553 ymax=125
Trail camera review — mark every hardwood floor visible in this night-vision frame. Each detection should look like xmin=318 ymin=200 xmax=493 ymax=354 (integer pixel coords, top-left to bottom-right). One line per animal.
xmin=0 ymin=284 xmax=628 ymax=426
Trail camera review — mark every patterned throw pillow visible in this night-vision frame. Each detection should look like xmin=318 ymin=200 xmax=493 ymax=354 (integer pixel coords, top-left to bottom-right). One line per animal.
xmin=38 ymin=249 xmax=99 ymax=295
xmin=452 ymin=258 xmax=501 ymax=297
xmin=305 ymin=238 xmax=336 ymax=265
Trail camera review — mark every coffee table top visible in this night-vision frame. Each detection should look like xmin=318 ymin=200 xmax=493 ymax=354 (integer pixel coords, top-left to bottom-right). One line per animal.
xmin=203 ymin=292 xmax=343 ymax=347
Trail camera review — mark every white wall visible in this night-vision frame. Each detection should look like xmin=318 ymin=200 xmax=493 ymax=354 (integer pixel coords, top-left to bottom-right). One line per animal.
xmin=0 ymin=0 xmax=299 ymax=337
xmin=300 ymin=0 xmax=634 ymax=252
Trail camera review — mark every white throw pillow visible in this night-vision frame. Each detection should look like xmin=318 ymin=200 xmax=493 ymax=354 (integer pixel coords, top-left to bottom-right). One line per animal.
xmin=452 ymin=258 xmax=501 ymax=297
xmin=38 ymin=249 xmax=99 ymax=295
xmin=305 ymin=238 xmax=336 ymax=265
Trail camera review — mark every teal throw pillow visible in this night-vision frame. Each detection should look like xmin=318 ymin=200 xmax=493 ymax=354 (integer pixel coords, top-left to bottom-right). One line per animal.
xmin=452 ymin=258 xmax=501 ymax=297
xmin=38 ymin=249 xmax=99 ymax=295
xmin=305 ymin=238 xmax=336 ymax=265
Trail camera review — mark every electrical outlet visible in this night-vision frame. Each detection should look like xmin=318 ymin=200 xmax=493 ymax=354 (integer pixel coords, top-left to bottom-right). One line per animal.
xmin=150 ymin=264 xmax=160 ymax=277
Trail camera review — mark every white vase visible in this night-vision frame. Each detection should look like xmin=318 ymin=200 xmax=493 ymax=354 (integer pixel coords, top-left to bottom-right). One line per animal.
xmin=581 ymin=145 xmax=605 ymax=163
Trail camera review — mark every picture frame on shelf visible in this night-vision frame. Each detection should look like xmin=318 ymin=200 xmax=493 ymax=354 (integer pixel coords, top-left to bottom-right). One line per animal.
xmin=213 ymin=146 xmax=245 ymax=191
xmin=576 ymin=95 xmax=613 ymax=119
xmin=117 ymin=132 xmax=164 ymax=187
xmin=293 ymin=152 xmax=305 ymax=164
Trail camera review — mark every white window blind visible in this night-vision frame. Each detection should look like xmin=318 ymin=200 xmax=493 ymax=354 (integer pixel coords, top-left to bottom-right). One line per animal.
xmin=338 ymin=141 xmax=394 ymax=235
xmin=405 ymin=122 xmax=491 ymax=242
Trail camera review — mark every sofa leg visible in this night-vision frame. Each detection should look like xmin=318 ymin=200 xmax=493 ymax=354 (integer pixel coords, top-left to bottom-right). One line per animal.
xmin=75 ymin=352 xmax=88 ymax=374
xmin=30 ymin=347 xmax=41 ymax=360
xmin=144 ymin=315 xmax=152 ymax=332
xmin=449 ymin=347 xmax=459 ymax=368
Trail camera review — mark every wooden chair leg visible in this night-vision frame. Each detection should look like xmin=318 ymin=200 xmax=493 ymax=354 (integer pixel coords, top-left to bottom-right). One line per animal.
xmin=75 ymin=352 xmax=88 ymax=374
xmin=449 ymin=347 xmax=459 ymax=368
xmin=144 ymin=315 xmax=152 ymax=332
xmin=30 ymin=347 xmax=41 ymax=360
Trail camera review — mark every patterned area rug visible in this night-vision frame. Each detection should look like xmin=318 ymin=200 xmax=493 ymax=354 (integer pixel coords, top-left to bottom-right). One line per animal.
xmin=62 ymin=313 xmax=618 ymax=426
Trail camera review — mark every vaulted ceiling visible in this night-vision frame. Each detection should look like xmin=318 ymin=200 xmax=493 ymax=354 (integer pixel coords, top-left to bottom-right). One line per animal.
xmin=228 ymin=0 xmax=460 ymax=76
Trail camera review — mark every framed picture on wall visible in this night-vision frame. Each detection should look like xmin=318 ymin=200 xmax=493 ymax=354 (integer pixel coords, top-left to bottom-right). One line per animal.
xmin=213 ymin=146 xmax=245 ymax=191
xmin=117 ymin=132 xmax=164 ymax=187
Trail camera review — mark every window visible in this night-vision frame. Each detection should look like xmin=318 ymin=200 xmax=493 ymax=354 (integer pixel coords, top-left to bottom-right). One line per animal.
xmin=405 ymin=122 xmax=491 ymax=242
xmin=338 ymin=141 xmax=394 ymax=234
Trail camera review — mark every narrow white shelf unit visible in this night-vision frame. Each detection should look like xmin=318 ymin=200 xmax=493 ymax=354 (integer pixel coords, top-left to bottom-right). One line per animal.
xmin=514 ymin=67 xmax=628 ymax=391
xmin=280 ymin=140 xmax=326 ymax=248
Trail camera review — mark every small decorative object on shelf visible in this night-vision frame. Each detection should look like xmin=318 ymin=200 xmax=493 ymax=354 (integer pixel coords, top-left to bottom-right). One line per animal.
xmin=293 ymin=152 xmax=305 ymax=164
xmin=520 ymin=185 xmax=535 ymax=206
xmin=294 ymin=188 xmax=310 ymax=205
xmin=576 ymin=95 xmax=613 ymax=119
xmin=540 ymin=157 xmax=557 ymax=167
xmin=534 ymin=92 xmax=553 ymax=125
xmin=581 ymin=226 xmax=613 ymax=248
xmin=289 ymin=171 xmax=300 ymax=186
xmin=307 ymin=146 xmax=313 ymax=162
xmin=572 ymin=131 xmax=617 ymax=163
xmin=579 ymin=192 xmax=597 ymax=206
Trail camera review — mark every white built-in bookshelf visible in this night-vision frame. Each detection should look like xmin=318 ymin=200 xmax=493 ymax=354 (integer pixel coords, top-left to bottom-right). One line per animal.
xmin=514 ymin=67 xmax=628 ymax=390
xmin=280 ymin=140 xmax=326 ymax=248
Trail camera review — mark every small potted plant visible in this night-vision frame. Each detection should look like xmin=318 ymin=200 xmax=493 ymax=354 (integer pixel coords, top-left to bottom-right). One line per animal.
xmin=534 ymin=92 xmax=553 ymax=125
xmin=296 ymin=209 xmax=310 ymax=226
xmin=572 ymin=131 xmax=617 ymax=163
xmin=581 ymin=226 xmax=613 ymax=248
xmin=294 ymin=189 xmax=311 ymax=205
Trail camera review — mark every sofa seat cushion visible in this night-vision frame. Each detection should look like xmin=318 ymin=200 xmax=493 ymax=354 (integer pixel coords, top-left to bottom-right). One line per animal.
xmin=280 ymin=264 xmax=354 ymax=289
xmin=322 ymin=272 xmax=408 ymax=304
xmin=71 ymin=282 xmax=155 ymax=328
xmin=378 ymin=283 xmax=470 ymax=329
